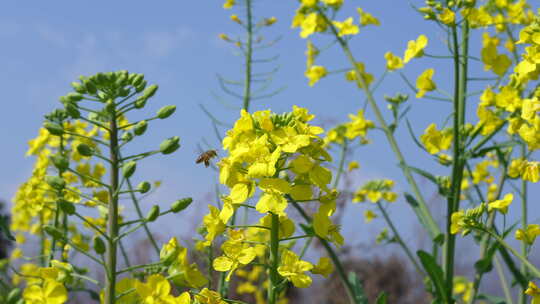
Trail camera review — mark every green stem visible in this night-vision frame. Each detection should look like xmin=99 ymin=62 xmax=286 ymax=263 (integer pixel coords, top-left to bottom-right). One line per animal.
xmin=481 ymin=228 xmax=540 ymax=278
xmin=318 ymin=9 xmax=441 ymax=241
xmin=376 ymin=203 xmax=424 ymax=276
xmin=48 ymin=136 xmax=66 ymax=265
xmin=268 ymin=213 xmax=280 ymax=304
xmin=444 ymin=21 xmax=469 ymax=302
xmin=104 ymin=109 xmax=120 ymax=304
xmin=494 ymin=255 xmax=513 ymax=304
xmin=242 ymin=0 xmax=253 ymax=112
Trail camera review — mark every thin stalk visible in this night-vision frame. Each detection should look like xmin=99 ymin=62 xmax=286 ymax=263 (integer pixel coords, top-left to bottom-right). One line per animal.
xmin=479 ymin=228 xmax=540 ymax=278
xmin=118 ymin=240 xmax=132 ymax=269
xmin=376 ymin=203 xmax=424 ymax=276
xmin=268 ymin=213 xmax=280 ymax=304
xmin=125 ymin=178 xmax=160 ymax=254
xmin=48 ymin=136 xmax=66 ymax=265
xmin=104 ymin=110 xmax=120 ymax=304
xmin=494 ymin=255 xmax=513 ymax=304
xmin=318 ymin=9 xmax=441 ymax=241
xmin=519 ymin=144 xmax=528 ymax=304
xmin=332 ymin=140 xmax=348 ymax=189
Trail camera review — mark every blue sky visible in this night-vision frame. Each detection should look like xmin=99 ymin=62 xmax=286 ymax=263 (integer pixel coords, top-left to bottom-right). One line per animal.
xmin=1 ymin=1 xmax=538 ymax=257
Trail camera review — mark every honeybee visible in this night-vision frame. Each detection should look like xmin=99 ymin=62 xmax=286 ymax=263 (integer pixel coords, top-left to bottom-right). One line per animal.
xmin=196 ymin=150 xmax=218 ymax=167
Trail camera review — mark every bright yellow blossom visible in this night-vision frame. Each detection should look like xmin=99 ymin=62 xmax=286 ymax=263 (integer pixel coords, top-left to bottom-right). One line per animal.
xmin=357 ymin=8 xmax=380 ymax=26
xmin=23 ymin=280 xmax=68 ymax=304
xmin=404 ymin=35 xmax=428 ymax=63
xmin=384 ymin=52 xmax=404 ymax=70
xmin=438 ymin=8 xmax=456 ymax=25
xmin=348 ymin=161 xmax=360 ymax=171
xmin=223 ymin=0 xmax=235 ymax=9
xmin=516 ymin=224 xmax=540 ymax=245
xmin=311 ymin=257 xmax=334 ymax=278
xmin=213 ymin=240 xmax=256 ymax=281
xmin=300 ymin=13 xmax=327 ymax=38
xmin=195 ymin=288 xmax=227 ymax=304
xmin=416 ymin=68 xmax=437 ymax=98
xmin=364 ymin=210 xmax=377 ymax=223
xmin=420 ymin=123 xmax=452 ymax=154
xmin=305 ymin=65 xmax=327 ymax=86
xmin=333 ymin=17 xmax=359 ymax=37
xmin=488 ymin=193 xmax=514 ymax=214
xmin=525 ymin=281 xmax=540 ymax=304
xmin=277 ymin=250 xmax=313 ymax=288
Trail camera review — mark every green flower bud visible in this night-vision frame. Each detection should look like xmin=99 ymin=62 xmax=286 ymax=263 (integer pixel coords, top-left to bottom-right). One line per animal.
xmin=171 ymin=197 xmax=193 ymax=213
xmin=135 ymin=80 xmax=147 ymax=93
xmin=44 ymin=122 xmax=64 ymax=136
xmin=51 ymin=260 xmax=74 ymax=273
xmin=66 ymin=92 xmax=83 ymax=102
xmin=115 ymin=74 xmax=127 ymax=87
xmin=59 ymin=200 xmax=76 ymax=215
xmin=134 ymin=120 xmax=148 ymax=136
xmin=122 ymin=161 xmax=137 ymax=178
xmin=143 ymin=84 xmax=158 ymax=98
xmin=76 ymin=143 xmax=93 ymax=157
xmin=118 ymin=87 xmax=130 ymax=97
xmin=83 ymin=79 xmax=97 ymax=95
xmin=159 ymin=136 xmax=180 ymax=154
xmin=6 ymin=288 xmax=21 ymax=303
xmin=65 ymin=103 xmax=81 ymax=119
xmin=71 ymin=82 xmax=86 ymax=94
xmin=93 ymin=236 xmax=106 ymax=255
xmin=157 ymin=105 xmax=176 ymax=119
xmin=50 ymin=154 xmax=69 ymax=171
xmin=45 ymin=176 xmax=66 ymax=190
xmin=146 ymin=205 xmax=160 ymax=222
xmin=43 ymin=225 xmax=64 ymax=239
xmin=105 ymin=99 xmax=115 ymax=113
xmin=134 ymin=97 xmax=148 ymax=109
xmin=105 ymin=72 xmax=115 ymax=82
xmin=121 ymin=132 xmax=134 ymax=143
xmin=131 ymin=74 xmax=144 ymax=87
xmin=137 ymin=181 xmax=151 ymax=194
xmin=96 ymin=73 xmax=107 ymax=85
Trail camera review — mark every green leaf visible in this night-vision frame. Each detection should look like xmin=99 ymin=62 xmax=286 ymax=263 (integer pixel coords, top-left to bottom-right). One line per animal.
xmin=405 ymin=194 xmax=444 ymax=244
xmin=477 ymin=293 xmax=506 ymax=304
xmin=405 ymin=119 xmax=427 ymax=152
xmin=0 ymin=215 xmax=14 ymax=241
xmin=417 ymin=250 xmax=449 ymax=303
xmin=348 ymin=272 xmax=369 ymax=304
xmin=375 ymin=292 xmax=388 ymax=304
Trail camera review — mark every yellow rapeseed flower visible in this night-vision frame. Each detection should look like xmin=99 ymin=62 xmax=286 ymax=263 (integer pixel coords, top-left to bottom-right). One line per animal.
xmin=333 ymin=17 xmax=359 ymax=36
xmin=404 ymin=34 xmax=428 ymax=63
xmin=277 ymin=250 xmax=313 ymax=288
xmin=416 ymin=68 xmax=437 ymax=98
xmin=384 ymin=52 xmax=404 ymax=70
